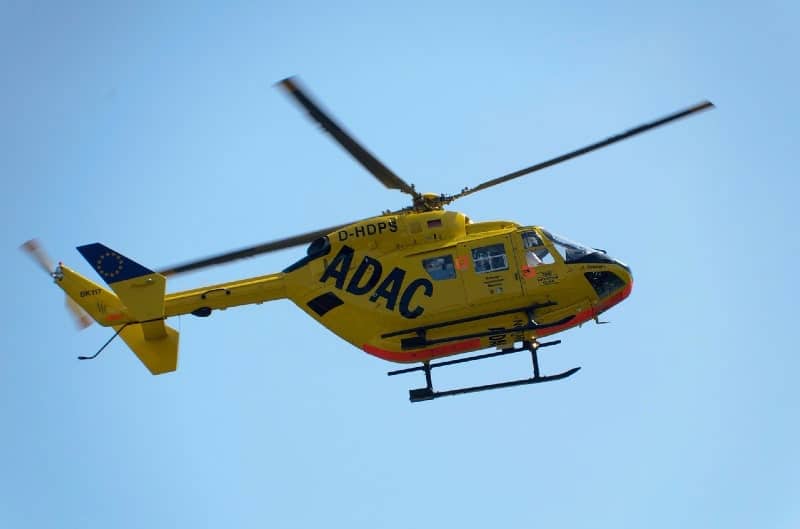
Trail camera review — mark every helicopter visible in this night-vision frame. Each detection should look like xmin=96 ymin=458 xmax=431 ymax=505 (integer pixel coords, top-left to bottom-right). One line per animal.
xmin=24 ymin=77 xmax=713 ymax=402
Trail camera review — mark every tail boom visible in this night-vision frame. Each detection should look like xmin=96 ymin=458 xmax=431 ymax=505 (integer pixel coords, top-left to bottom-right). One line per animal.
xmin=164 ymin=272 xmax=287 ymax=317
xmin=56 ymin=264 xmax=289 ymax=324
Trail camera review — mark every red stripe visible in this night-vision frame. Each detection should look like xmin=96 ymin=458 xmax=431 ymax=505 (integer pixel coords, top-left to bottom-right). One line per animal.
xmin=364 ymin=280 xmax=633 ymax=363
xmin=363 ymin=338 xmax=482 ymax=363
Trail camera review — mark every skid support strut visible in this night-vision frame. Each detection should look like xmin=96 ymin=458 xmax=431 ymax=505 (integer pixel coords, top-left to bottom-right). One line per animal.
xmin=387 ymin=340 xmax=579 ymax=403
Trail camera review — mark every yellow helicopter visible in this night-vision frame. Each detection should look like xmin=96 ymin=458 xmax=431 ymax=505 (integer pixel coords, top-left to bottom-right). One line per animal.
xmin=24 ymin=78 xmax=713 ymax=402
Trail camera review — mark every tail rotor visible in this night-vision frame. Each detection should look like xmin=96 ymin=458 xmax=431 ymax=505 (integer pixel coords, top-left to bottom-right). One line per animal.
xmin=21 ymin=239 xmax=93 ymax=330
xmin=21 ymin=239 xmax=54 ymax=276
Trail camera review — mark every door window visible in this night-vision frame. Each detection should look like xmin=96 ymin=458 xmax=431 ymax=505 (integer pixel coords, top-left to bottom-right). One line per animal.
xmin=471 ymin=244 xmax=509 ymax=273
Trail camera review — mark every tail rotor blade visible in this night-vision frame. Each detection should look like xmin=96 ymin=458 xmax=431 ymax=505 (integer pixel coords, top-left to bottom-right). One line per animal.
xmin=22 ymin=239 xmax=93 ymax=330
xmin=21 ymin=239 xmax=54 ymax=275
xmin=65 ymin=297 xmax=93 ymax=330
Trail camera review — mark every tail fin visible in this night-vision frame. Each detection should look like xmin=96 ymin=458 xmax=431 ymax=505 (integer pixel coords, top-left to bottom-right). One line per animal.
xmin=76 ymin=243 xmax=165 ymax=321
xmin=72 ymin=243 xmax=179 ymax=374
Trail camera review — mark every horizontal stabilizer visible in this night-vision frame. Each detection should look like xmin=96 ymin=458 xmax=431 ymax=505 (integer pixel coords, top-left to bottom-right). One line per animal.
xmin=117 ymin=322 xmax=179 ymax=374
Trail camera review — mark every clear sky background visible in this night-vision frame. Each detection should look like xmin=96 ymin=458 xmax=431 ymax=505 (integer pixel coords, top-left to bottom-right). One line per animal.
xmin=2 ymin=2 xmax=798 ymax=528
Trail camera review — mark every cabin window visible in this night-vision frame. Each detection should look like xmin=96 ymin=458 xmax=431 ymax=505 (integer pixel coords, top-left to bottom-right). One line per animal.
xmin=521 ymin=231 xmax=554 ymax=266
xmin=422 ymin=255 xmax=456 ymax=280
xmin=471 ymin=244 xmax=508 ymax=273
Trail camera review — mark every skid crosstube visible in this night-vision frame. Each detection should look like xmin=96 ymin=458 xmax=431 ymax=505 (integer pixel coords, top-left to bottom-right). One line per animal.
xmin=387 ymin=340 xmax=579 ymax=403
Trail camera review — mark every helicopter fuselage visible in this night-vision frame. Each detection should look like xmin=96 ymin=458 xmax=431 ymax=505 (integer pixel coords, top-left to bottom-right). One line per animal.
xmin=280 ymin=209 xmax=633 ymax=363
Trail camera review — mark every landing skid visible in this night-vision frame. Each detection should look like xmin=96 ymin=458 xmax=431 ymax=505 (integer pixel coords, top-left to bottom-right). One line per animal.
xmin=387 ymin=340 xmax=580 ymax=403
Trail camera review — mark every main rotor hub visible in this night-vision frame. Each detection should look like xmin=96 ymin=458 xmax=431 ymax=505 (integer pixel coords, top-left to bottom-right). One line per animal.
xmin=413 ymin=192 xmax=451 ymax=212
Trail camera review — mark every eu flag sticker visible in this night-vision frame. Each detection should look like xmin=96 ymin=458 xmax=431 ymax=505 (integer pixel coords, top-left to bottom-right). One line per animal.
xmin=96 ymin=251 xmax=124 ymax=279
xmin=77 ymin=243 xmax=154 ymax=284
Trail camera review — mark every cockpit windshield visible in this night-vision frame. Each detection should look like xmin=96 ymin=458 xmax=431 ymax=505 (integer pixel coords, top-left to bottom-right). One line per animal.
xmin=541 ymin=230 xmax=595 ymax=263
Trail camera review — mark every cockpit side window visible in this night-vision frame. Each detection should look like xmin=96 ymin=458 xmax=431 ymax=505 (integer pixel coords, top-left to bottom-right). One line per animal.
xmin=521 ymin=231 xmax=554 ymax=266
xmin=522 ymin=231 xmax=542 ymax=248
xmin=471 ymin=244 xmax=509 ymax=273
xmin=422 ymin=255 xmax=456 ymax=280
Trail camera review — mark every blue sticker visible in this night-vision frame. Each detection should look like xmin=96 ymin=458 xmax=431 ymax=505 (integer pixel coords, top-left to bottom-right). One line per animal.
xmin=76 ymin=243 xmax=154 ymax=284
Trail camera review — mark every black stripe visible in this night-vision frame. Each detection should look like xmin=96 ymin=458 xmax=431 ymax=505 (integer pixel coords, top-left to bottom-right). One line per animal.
xmin=307 ymin=292 xmax=344 ymax=317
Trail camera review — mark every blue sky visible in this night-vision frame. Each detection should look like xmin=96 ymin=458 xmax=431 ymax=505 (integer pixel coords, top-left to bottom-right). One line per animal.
xmin=2 ymin=2 xmax=798 ymax=528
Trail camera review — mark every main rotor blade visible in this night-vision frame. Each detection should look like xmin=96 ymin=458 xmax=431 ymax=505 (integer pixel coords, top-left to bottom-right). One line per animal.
xmin=158 ymin=223 xmax=349 ymax=276
xmin=450 ymin=100 xmax=715 ymax=201
xmin=279 ymin=77 xmax=418 ymax=198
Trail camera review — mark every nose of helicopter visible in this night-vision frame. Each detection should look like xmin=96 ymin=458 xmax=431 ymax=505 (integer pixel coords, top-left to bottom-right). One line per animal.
xmin=615 ymin=258 xmax=633 ymax=300
xmin=583 ymin=256 xmax=633 ymax=309
xmin=607 ymin=258 xmax=633 ymax=309
xmin=614 ymin=257 xmax=631 ymax=275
